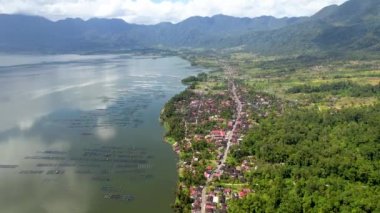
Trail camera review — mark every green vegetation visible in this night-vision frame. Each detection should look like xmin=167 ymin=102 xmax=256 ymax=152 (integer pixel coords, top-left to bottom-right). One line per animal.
xmin=233 ymin=51 xmax=380 ymax=109
xmin=161 ymin=90 xmax=193 ymax=141
xmin=164 ymin=50 xmax=380 ymax=212
xmin=181 ymin=73 xmax=208 ymax=85
xmin=173 ymin=186 xmax=192 ymax=213
xmin=229 ymin=105 xmax=380 ymax=212
xmin=288 ymin=81 xmax=380 ymax=97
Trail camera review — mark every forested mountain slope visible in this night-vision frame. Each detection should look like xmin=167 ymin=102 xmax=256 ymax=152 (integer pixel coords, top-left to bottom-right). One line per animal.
xmin=0 ymin=0 xmax=379 ymax=55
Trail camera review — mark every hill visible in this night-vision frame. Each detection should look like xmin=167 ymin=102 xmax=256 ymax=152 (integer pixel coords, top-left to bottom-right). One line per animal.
xmin=0 ymin=0 xmax=379 ymax=55
xmin=208 ymin=0 xmax=380 ymax=54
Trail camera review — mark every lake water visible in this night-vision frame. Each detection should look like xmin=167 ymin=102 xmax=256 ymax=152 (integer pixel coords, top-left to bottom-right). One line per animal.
xmin=0 ymin=54 xmax=204 ymax=213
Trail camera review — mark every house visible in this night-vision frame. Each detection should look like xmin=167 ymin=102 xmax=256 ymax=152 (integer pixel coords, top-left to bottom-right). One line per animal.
xmin=214 ymin=172 xmax=222 ymax=179
xmin=227 ymin=121 xmax=234 ymax=129
xmin=224 ymin=188 xmax=232 ymax=195
xmin=190 ymin=100 xmax=200 ymax=108
xmin=206 ymin=204 xmax=215 ymax=211
xmin=204 ymin=171 xmax=211 ymax=179
xmin=235 ymin=120 xmax=242 ymax=128
xmin=211 ymin=130 xmax=226 ymax=140
xmin=213 ymin=196 xmax=219 ymax=204
xmin=238 ymin=188 xmax=251 ymax=198
xmin=190 ymin=187 xmax=197 ymax=199
xmin=194 ymin=134 xmax=203 ymax=141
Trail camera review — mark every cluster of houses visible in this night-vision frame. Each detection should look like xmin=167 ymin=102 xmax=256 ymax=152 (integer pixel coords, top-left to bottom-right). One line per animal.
xmin=168 ymin=76 xmax=262 ymax=212
xmin=186 ymin=88 xmax=256 ymax=212
xmin=203 ymin=187 xmax=228 ymax=213
xmin=244 ymin=92 xmax=285 ymax=118
xmin=187 ymin=94 xmax=233 ymax=124
xmin=189 ymin=186 xmax=203 ymax=212
xmin=190 ymin=185 xmax=253 ymax=213
xmin=220 ymin=159 xmax=254 ymax=183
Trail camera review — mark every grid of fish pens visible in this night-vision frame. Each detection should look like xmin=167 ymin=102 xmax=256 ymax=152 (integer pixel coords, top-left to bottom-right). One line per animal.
xmin=1 ymin=145 xmax=154 ymax=202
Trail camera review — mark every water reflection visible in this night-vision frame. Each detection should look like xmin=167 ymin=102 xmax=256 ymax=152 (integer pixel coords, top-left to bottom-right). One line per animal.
xmin=0 ymin=135 xmax=93 ymax=213
xmin=0 ymin=54 xmax=206 ymax=213
xmin=0 ymin=61 xmax=120 ymax=132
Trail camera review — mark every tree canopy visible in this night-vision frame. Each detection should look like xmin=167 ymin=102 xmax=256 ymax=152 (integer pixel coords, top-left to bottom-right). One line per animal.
xmin=229 ymin=104 xmax=380 ymax=212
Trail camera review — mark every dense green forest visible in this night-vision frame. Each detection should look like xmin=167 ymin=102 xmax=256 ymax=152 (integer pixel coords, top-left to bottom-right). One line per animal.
xmin=181 ymin=73 xmax=208 ymax=85
xmin=161 ymin=90 xmax=194 ymax=142
xmin=229 ymin=104 xmax=380 ymax=212
xmin=288 ymin=81 xmax=380 ymax=97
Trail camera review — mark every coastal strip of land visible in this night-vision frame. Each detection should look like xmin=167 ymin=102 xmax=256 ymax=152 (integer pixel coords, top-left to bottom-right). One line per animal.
xmin=161 ymin=60 xmax=255 ymax=212
xmin=161 ymin=52 xmax=380 ymax=213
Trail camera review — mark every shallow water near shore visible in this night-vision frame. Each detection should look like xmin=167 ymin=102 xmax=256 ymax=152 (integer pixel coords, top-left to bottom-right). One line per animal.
xmin=0 ymin=54 xmax=205 ymax=213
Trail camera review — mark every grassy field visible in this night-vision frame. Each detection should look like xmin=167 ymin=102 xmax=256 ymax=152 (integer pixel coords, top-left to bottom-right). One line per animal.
xmin=227 ymin=53 xmax=380 ymax=109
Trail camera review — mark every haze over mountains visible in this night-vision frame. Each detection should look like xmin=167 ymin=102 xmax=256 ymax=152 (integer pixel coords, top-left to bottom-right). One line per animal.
xmin=0 ymin=0 xmax=379 ymax=55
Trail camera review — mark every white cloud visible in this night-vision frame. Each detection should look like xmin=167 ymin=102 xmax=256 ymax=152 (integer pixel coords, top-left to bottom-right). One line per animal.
xmin=0 ymin=0 xmax=349 ymax=24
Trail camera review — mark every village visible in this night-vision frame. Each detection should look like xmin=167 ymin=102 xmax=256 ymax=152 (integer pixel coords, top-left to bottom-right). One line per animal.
xmin=161 ymin=64 xmax=283 ymax=213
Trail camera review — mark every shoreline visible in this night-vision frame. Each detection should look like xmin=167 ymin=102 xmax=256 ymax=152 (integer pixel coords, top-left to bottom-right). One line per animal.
xmin=159 ymin=57 xmax=249 ymax=212
xmin=159 ymin=55 xmax=215 ymax=211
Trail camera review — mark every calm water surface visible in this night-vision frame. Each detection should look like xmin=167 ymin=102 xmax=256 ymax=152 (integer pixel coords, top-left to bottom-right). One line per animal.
xmin=0 ymin=54 xmax=205 ymax=213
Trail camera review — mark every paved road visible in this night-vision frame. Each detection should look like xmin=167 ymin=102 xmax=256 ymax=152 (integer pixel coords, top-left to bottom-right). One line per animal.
xmin=201 ymin=66 xmax=242 ymax=213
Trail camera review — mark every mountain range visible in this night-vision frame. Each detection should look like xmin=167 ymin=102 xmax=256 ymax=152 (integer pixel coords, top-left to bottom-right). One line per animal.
xmin=0 ymin=0 xmax=379 ymax=55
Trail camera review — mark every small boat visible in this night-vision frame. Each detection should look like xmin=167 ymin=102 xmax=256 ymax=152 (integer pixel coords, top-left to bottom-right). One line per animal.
xmin=46 ymin=170 xmax=65 ymax=175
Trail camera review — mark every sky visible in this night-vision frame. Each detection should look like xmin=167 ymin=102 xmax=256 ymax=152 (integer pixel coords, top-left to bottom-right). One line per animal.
xmin=0 ymin=0 xmax=349 ymax=25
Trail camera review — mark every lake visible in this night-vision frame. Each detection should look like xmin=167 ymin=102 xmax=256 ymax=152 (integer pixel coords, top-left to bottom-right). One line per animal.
xmin=0 ymin=54 xmax=205 ymax=213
